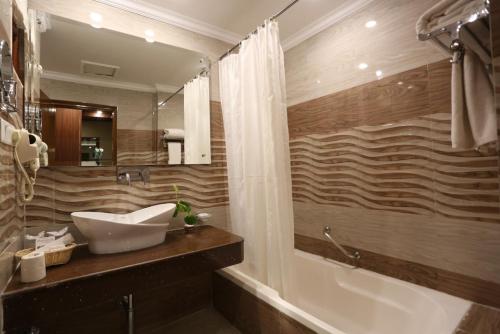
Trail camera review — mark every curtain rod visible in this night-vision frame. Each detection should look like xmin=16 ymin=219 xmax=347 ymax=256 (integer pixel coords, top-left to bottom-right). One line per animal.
xmin=158 ymin=69 xmax=209 ymax=107
xmin=159 ymin=0 xmax=300 ymax=107
xmin=218 ymin=0 xmax=300 ymax=61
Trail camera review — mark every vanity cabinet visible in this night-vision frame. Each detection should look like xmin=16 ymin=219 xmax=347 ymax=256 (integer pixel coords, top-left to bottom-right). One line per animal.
xmin=2 ymin=226 xmax=243 ymax=333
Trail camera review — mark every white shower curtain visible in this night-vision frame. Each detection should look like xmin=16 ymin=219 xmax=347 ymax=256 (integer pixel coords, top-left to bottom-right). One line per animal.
xmin=184 ymin=76 xmax=211 ymax=164
xmin=219 ymin=20 xmax=294 ymax=296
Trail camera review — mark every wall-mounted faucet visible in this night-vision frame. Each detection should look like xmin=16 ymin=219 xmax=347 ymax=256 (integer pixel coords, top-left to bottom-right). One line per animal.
xmin=117 ymin=172 xmax=131 ymax=186
xmin=117 ymin=167 xmax=150 ymax=185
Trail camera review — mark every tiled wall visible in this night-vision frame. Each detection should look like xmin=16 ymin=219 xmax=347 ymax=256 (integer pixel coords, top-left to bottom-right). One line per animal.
xmin=25 ymin=102 xmax=228 ymax=230
xmin=0 ymin=0 xmax=24 ymax=295
xmin=285 ymin=0 xmax=500 ymax=307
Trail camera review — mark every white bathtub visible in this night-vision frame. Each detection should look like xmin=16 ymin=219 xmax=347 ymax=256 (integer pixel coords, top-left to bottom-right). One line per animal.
xmin=221 ymin=249 xmax=471 ymax=334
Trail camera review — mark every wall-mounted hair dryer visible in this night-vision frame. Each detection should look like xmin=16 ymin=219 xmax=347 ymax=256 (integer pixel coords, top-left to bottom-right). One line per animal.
xmin=11 ymin=129 xmax=48 ymax=203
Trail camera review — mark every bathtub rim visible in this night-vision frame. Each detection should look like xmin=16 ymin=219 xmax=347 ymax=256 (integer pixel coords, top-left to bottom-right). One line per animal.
xmin=219 ymin=265 xmax=343 ymax=334
xmin=220 ymin=249 xmax=472 ymax=334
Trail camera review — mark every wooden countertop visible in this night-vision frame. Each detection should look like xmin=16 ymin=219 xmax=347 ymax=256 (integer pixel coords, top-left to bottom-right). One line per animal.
xmin=4 ymin=225 xmax=243 ymax=298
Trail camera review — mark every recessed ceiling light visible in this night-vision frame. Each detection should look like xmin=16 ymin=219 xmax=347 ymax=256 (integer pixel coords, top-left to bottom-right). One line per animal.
xmin=145 ymin=29 xmax=155 ymax=43
xmin=89 ymin=12 xmax=103 ymax=29
xmin=397 ymin=81 xmax=404 ymax=85
xmin=375 ymin=70 xmax=383 ymax=77
xmin=358 ymin=63 xmax=368 ymax=70
xmin=96 ymin=110 xmax=103 ymax=116
xmin=365 ymin=20 xmax=377 ymax=28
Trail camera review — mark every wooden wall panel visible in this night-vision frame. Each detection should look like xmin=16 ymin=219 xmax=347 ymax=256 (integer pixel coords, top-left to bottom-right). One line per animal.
xmin=454 ymin=304 xmax=500 ymax=334
xmin=54 ymin=108 xmax=82 ymax=166
xmin=213 ymin=272 xmax=316 ymax=334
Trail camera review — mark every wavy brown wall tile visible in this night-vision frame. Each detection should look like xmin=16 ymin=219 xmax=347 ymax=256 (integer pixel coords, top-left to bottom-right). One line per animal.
xmin=288 ymin=58 xmax=500 ymax=305
xmin=290 ymin=112 xmax=500 ymax=222
xmin=288 ymin=60 xmax=450 ymax=139
xmin=26 ymin=164 xmax=228 ymax=227
xmin=117 ymin=129 xmax=156 ymax=165
xmin=25 ymin=104 xmax=229 ymax=229
xmin=0 ymin=141 xmax=22 ymax=246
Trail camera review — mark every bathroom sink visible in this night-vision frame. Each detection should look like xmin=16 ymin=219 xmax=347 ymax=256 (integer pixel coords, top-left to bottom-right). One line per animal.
xmin=71 ymin=203 xmax=176 ymax=254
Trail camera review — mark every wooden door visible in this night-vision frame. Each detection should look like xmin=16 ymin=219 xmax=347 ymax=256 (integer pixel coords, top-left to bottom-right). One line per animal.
xmin=54 ymin=108 xmax=82 ymax=166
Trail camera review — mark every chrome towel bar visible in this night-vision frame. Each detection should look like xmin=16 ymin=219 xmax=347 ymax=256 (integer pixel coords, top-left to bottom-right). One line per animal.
xmin=323 ymin=226 xmax=360 ymax=266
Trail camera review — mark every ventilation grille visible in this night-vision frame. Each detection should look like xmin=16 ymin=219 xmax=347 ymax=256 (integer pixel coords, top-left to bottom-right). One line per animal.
xmin=81 ymin=60 xmax=120 ymax=78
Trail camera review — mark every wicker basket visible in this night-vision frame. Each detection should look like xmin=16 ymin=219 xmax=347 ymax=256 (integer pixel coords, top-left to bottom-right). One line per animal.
xmin=15 ymin=243 xmax=77 ymax=267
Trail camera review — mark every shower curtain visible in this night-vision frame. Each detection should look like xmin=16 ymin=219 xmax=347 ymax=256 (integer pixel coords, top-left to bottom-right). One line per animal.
xmin=219 ymin=20 xmax=294 ymax=296
xmin=184 ymin=76 xmax=211 ymax=164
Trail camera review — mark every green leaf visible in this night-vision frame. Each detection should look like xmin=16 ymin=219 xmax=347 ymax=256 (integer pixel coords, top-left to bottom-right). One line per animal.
xmin=184 ymin=214 xmax=197 ymax=225
xmin=178 ymin=200 xmax=191 ymax=213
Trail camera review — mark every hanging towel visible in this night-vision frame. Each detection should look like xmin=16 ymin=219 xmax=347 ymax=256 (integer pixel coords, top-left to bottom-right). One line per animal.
xmin=452 ymin=48 xmax=496 ymax=149
xmin=416 ymin=0 xmax=495 ymax=149
xmin=167 ymin=142 xmax=181 ymax=165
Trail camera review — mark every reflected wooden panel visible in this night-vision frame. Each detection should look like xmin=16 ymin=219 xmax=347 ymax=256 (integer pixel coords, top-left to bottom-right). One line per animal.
xmin=53 ymin=108 xmax=81 ymax=166
xmin=40 ymin=100 xmax=117 ymax=167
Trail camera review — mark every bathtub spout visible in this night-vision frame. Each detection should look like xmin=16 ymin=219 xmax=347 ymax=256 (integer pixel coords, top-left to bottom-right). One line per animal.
xmin=323 ymin=226 xmax=360 ymax=267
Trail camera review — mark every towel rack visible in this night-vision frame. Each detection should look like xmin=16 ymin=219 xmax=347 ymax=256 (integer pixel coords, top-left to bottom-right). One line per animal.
xmin=417 ymin=0 xmax=490 ymax=64
xmin=323 ymin=226 xmax=360 ymax=266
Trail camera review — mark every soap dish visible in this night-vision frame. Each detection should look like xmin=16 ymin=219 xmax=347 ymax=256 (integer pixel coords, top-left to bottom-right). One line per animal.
xmin=15 ymin=243 xmax=77 ymax=267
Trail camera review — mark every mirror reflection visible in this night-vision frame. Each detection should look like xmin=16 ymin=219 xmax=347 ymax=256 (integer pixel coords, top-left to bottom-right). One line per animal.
xmin=35 ymin=11 xmax=211 ymax=166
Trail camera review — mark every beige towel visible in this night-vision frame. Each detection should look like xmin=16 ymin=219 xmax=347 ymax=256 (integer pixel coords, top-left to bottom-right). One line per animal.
xmin=416 ymin=0 xmax=484 ymax=35
xmin=452 ymin=48 xmax=496 ymax=149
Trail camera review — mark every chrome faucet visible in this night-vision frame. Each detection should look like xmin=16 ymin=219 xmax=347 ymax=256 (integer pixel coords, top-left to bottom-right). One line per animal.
xmin=117 ymin=167 xmax=150 ymax=185
xmin=117 ymin=172 xmax=131 ymax=186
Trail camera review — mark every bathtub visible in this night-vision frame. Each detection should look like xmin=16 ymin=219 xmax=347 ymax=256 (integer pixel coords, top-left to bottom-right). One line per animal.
xmin=220 ymin=249 xmax=471 ymax=334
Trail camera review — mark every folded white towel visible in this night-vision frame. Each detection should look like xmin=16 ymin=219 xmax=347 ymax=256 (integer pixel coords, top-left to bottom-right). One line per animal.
xmin=164 ymin=128 xmax=184 ymax=140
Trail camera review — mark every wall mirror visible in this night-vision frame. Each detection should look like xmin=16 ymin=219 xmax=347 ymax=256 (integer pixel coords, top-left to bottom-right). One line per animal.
xmin=30 ymin=10 xmax=212 ymax=166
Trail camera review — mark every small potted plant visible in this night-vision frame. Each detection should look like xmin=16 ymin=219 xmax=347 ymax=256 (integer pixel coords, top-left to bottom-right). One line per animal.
xmin=172 ymin=184 xmax=198 ymax=232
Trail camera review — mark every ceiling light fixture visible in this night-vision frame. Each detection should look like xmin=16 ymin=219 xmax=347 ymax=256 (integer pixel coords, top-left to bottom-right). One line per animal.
xmin=375 ymin=70 xmax=383 ymax=78
xmin=358 ymin=63 xmax=368 ymax=70
xmin=89 ymin=12 xmax=103 ymax=29
xmin=365 ymin=20 xmax=377 ymax=28
xmin=145 ymin=29 xmax=155 ymax=43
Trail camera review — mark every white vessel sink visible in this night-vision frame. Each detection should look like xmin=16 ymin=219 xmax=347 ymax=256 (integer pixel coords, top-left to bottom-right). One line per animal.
xmin=71 ymin=203 xmax=176 ymax=254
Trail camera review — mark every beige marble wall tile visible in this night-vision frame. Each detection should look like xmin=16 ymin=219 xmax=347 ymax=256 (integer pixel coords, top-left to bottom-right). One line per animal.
xmin=284 ymin=0 xmax=447 ymax=106
xmin=293 ymin=202 xmax=500 ymax=284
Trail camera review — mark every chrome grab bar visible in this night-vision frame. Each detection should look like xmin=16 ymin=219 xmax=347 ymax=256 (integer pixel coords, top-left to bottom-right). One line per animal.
xmin=323 ymin=226 xmax=360 ymax=264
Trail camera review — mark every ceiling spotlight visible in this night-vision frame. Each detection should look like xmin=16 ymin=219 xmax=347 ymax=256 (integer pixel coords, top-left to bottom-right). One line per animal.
xmin=145 ymin=29 xmax=155 ymax=43
xmin=89 ymin=12 xmax=103 ymax=29
xmin=365 ymin=20 xmax=377 ymax=28
xmin=375 ymin=70 xmax=383 ymax=78
xmin=96 ymin=110 xmax=103 ymax=116
xmin=358 ymin=63 xmax=368 ymax=70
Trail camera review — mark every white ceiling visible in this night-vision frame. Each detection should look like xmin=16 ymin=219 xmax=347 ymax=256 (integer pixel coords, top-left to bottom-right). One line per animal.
xmin=40 ymin=14 xmax=206 ymax=91
xmin=96 ymin=0 xmax=373 ymax=50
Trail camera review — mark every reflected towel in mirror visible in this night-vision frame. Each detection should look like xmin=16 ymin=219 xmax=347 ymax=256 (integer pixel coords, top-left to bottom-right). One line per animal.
xmin=167 ymin=142 xmax=182 ymax=164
